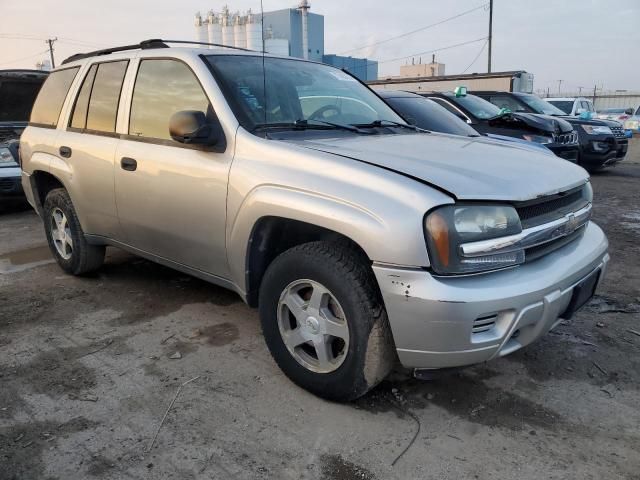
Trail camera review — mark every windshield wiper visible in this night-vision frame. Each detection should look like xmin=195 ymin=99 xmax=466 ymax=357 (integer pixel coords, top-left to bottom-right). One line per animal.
xmin=352 ymin=119 xmax=419 ymax=131
xmin=253 ymin=119 xmax=370 ymax=134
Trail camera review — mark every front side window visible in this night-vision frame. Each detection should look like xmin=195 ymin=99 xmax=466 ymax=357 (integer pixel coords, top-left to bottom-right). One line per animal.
xmin=30 ymin=67 xmax=79 ymax=127
xmin=206 ymin=55 xmax=403 ymax=131
xmin=129 ymin=59 xmax=211 ymax=140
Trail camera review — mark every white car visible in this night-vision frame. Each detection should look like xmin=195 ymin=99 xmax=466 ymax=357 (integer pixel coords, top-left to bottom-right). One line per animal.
xmin=546 ymin=97 xmax=596 ymax=117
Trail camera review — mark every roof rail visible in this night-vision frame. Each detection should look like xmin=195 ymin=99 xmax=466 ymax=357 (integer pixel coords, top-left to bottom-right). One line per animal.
xmin=61 ymin=38 xmax=258 ymax=65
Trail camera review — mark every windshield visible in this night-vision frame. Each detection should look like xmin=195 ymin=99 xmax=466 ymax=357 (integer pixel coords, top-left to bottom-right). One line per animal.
xmin=444 ymin=93 xmax=501 ymax=119
xmin=386 ymin=96 xmax=478 ymax=136
xmin=517 ymin=94 xmax=567 ymax=115
xmin=0 ymin=78 xmax=45 ymax=122
xmin=206 ymin=55 xmax=404 ymax=132
xmin=546 ymin=100 xmax=574 ymax=114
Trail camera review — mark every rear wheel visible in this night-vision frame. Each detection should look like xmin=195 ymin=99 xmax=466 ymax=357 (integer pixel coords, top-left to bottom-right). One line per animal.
xmin=43 ymin=188 xmax=105 ymax=275
xmin=259 ymin=241 xmax=396 ymax=401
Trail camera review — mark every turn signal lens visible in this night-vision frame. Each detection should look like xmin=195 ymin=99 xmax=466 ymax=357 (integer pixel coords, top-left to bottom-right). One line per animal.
xmin=426 ymin=211 xmax=449 ymax=267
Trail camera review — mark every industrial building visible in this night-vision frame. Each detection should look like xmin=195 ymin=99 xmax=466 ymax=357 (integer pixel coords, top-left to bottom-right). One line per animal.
xmin=194 ymin=2 xmax=378 ymax=81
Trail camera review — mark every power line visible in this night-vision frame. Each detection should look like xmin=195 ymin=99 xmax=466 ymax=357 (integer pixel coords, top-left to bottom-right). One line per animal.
xmin=378 ymin=37 xmax=488 ymax=65
xmin=0 ymin=49 xmax=50 ymax=67
xmin=461 ymin=39 xmax=488 ymax=74
xmin=338 ymin=3 xmax=489 ymax=56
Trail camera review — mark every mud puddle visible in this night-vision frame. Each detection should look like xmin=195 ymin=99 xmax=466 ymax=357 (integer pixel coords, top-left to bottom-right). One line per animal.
xmin=0 ymin=245 xmax=53 ymax=274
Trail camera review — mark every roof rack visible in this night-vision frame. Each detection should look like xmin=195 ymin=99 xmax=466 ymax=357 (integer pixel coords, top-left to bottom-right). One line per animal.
xmin=61 ymin=39 xmax=258 ymax=65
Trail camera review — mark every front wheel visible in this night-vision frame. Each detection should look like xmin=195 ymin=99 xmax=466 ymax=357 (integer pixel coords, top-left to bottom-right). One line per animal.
xmin=43 ymin=188 xmax=105 ymax=275
xmin=259 ymin=241 xmax=396 ymax=401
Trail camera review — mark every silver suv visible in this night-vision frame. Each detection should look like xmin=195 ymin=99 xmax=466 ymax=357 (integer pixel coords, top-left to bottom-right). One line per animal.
xmin=20 ymin=41 xmax=609 ymax=401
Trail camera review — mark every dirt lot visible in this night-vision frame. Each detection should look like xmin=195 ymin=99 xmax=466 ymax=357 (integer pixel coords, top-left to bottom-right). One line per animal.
xmin=1 ymin=140 xmax=639 ymax=480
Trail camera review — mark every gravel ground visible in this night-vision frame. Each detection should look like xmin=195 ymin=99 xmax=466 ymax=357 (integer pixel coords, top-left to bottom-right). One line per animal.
xmin=1 ymin=139 xmax=639 ymax=480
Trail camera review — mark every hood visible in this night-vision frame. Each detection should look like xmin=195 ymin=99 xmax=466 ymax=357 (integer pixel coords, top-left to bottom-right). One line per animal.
xmin=504 ymin=113 xmax=574 ymax=133
xmin=289 ymin=132 xmax=588 ymax=201
xmin=556 ymin=116 xmax=620 ymax=127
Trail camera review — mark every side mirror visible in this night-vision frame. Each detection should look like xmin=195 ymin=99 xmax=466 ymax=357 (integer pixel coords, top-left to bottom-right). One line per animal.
xmin=624 ymin=108 xmax=634 ymax=115
xmin=169 ymin=110 xmax=218 ymax=145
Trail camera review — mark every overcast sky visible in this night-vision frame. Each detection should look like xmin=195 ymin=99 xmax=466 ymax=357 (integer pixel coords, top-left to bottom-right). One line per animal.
xmin=1 ymin=0 xmax=637 ymax=93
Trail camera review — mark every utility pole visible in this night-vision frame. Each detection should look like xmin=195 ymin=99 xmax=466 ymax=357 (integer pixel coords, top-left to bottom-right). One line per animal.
xmin=592 ymin=84 xmax=597 ymax=105
xmin=46 ymin=38 xmax=57 ymax=69
xmin=546 ymin=86 xmax=550 ymax=98
xmin=557 ymin=79 xmax=563 ymax=94
xmin=487 ymin=0 xmax=493 ymax=73
xmin=577 ymin=86 xmax=583 ymax=95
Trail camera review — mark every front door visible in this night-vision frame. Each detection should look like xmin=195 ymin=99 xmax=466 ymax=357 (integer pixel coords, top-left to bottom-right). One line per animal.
xmin=114 ymin=58 xmax=232 ymax=278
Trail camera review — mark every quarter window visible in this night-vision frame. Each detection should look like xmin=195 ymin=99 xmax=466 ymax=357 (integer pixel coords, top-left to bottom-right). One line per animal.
xmin=30 ymin=67 xmax=79 ymax=127
xmin=129 ymin=59 xmax=211 ymax=141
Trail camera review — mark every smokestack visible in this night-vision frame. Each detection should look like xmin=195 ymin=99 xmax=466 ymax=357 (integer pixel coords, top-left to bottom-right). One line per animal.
xmin=298 ymin=0 xmax=310 ymax=60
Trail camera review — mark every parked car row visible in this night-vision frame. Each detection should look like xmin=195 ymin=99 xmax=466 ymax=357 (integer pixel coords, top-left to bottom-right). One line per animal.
xmin=376 ymin=87 xmax=629 ymax=173
xmin=18 ymin=41 xmax=609 ymax=401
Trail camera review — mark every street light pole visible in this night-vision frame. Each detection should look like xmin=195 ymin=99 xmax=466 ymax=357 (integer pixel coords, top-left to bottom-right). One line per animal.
xmin=487 ymin=0 xmax=493 ymax=73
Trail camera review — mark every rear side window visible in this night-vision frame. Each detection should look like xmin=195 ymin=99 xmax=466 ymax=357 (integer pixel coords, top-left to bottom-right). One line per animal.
xmin=129 ymin=59 xmax=210 ymax=141
xmin=70 ymin=61 xmax=127 ymax=133
xmin=70 ymin=64 xmax=97 ymax=129
xmin=30 ymin=67 xmax=79 ymax=127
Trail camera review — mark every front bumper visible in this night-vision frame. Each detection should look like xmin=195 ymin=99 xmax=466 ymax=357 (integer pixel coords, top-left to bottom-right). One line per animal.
xmin=374 ymin=222 xmax=609 ymax=369
xmin=0 ymin=167 xmax=24 ymax=199
xmin=548 ymin=143 xmax=579 ymax=163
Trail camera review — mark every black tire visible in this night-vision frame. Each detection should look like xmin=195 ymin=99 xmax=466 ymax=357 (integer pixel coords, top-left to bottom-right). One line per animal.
xmin=43 ymin=188 xmax=105 ymax=275
xmin=259 ymin=241 xmax=396 ymax=401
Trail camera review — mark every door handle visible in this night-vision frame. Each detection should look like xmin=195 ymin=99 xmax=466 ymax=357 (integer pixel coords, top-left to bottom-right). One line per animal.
xmin=59 ymin=146 xmax=72 ymax=158
xmin=120 ymin=157 xmax=137 ymax=171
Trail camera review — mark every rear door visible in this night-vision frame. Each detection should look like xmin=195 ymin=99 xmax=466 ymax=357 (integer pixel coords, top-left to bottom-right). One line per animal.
xmin=56 ymin=60 xmax=128 ymax=238
xmin=114 ymin=58 xmax=232 ymax=278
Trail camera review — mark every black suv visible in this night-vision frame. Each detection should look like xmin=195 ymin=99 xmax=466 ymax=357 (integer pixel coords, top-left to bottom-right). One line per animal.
xmin=0 ymin=69 xmax=47 ymax=201
xmin=474 ymin=91 xmax=628 ymax=172
xmin=423 ymin=91 xmax=580 ymax=163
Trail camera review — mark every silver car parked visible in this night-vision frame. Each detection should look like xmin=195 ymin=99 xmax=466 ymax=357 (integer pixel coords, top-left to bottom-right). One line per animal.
xmin=20 ymin=41 xmax=609 ymax=401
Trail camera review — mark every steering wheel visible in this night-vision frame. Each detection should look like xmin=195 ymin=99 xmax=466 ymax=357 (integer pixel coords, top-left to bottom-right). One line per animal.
xmin=309 ymin=105 xmax=342 ymax=121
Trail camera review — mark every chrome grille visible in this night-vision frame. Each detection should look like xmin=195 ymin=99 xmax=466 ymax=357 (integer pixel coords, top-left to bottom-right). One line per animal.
xmin=516 ymin=186 xmax=589 ymax=229
xmin=611 ymin=126 xmax=626 ymax=138
xmin=553 ymin=131 xmax=578 ymax=145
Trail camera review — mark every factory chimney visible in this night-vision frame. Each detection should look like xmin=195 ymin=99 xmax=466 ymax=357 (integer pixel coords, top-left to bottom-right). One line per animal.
xmin=298 ymin=0 xmax=310 ymax=60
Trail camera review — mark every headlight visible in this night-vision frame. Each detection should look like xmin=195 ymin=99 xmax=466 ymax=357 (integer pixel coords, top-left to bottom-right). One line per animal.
xmin=425 ymin=205 xmax=524 ymax=275
xmin=0 ymin=147 xmax=17 ymax=166
xmin=522 ymin=134 xmax=553 ymax=144
xmin=624 ymin=120 xmax=639 ymax=130
xmin=581 ymin=125 xmax=612 ymax=135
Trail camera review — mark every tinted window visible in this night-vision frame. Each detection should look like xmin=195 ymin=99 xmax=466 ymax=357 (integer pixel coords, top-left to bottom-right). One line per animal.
xmin=516 ymin=94 xmax=566 ymax=115
xmin=546 ymin=100 xmax=574 ymax=114
xmin=429 ymin=97 xmax=468 ymax=120
xmin=85 ymin=61 xmax=127 ymax=132
xmin=489 ymin=95 xmax=526 ymax=112
xmin=386 ymin=96 xmax=478 ymax=136
xmin=0 ymin=78 xmax=45 ymax=122
xmin=70 ymin=64 xmax=97 ymax=129
xmin=444 ymin=93 xmax=501 ymax=119
xmin=129 ymin=60 xmax=210 ymax=140
xmin=30 ymin=67 xmax=79 ymax=126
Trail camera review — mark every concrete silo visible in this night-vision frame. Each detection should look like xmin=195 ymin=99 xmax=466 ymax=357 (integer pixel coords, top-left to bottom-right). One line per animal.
xmin=207 ymin=11 xmax=222 ymax=48
xmin=245 ymin=11 xmax=263 ymax=52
